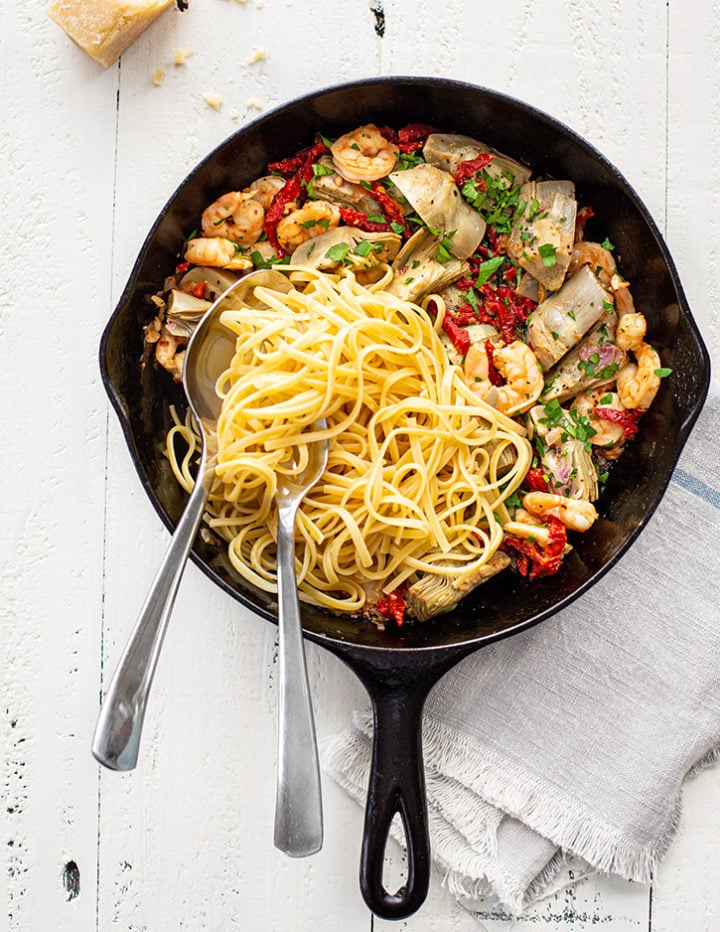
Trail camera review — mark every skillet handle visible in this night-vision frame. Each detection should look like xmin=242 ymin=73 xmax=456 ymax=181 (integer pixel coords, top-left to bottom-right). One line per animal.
xmin=360 ymin=684 xmax=430 ymax=920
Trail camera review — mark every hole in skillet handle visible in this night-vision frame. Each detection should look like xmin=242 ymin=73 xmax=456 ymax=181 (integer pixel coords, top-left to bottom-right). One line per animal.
xmin=359 ymin=683 xmax=432 ymax=920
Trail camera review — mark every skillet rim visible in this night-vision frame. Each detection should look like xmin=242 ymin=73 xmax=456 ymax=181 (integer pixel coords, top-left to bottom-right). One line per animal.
xmin=99 ymin=74 xmax=712 ymax=656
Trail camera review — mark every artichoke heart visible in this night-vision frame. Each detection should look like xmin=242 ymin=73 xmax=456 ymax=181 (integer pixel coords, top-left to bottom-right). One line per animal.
xmin=543 ymin=440 xmax=599 ymax=503
xmin=526 ymin=265 xmax=612 ymax=371
xmin=178 ymin=266 xmax=240 ymax=301
xmin=388 ymin=164 xmax=486 ymax=260
xmin=507 ymin=180 xmax=577 ymax=291
xmin=422 ymin=133 xmax=532 ymax=188
xmin=291 ymin=227 xmax=402 ymax=271
xmin=406 ymin=551 xmax=511 ymax=622
xmin=386 ymin=229 xmax=469 ymax=302
xmin=542 ymin=314 xmax=628 ymax=403
xmin=164 ymin=288 xmax=211 ymax=339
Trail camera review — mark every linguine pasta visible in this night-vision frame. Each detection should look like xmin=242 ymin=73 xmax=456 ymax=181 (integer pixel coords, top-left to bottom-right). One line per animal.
xmin=168 ymin=269 xmax=531 ymax=614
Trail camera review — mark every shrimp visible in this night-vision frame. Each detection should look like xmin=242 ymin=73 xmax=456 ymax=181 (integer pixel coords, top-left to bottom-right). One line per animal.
xmin=567 ymin=241 xmax=617 ymax=288
xmin=275 ymin=200 xmax=341 ymax=252
xmin=522 ymin=491 xmax=598 ymax=533
xmin=616 ymin=341 xmax=662 ymax=410
xmin=330 ymin=123 xmax=398 ymax=183
xmin=464 ymin=340 xmax=543 ymax=416
xmin=155 ymin=329 xmax=185 ymax=382
xmin=184 ymin=237 xmax=253 ymax=271
xmin=246 ymin=175 xmax=285 ymax=211
xmin=616 ymin=312 xmax=647 ymax=352
xmin=572 ymin=389 xmax=626 ymax=448
xmin=201 ymin=191 xmax=265 ymax=245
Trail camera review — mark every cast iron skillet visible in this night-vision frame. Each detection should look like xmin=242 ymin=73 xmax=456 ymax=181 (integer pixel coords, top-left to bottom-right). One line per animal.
xmin=100 ymin=77 xmax=710 ymax=920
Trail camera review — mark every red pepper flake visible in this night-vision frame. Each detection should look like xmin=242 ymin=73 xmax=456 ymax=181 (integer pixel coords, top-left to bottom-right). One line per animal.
xmin=397 ymin=123 xmax=435 ymax=153
xmin=175 ymin=259 xmax=190 ymax=275
xmin=575 ymin=204 xmax=595 ymax=241
xmin=190 ymin=280 xmax=207 ymax=299
xmin=524 ymin=467 xmax=549 ymax=493
xmin=503 ymin=516 xmax=567 ymax=580
xmin=374 ymin=586 xmax=407 ymax=626
xmin=338 ymin=207 xmax=393 ymax=233
xmin=593 ymin=406 xmax=643 ymax=439
xmin=484 ymin=339 xmax=503 ymax=387
xmin=454 ymin=152 xmax=495 ymax=188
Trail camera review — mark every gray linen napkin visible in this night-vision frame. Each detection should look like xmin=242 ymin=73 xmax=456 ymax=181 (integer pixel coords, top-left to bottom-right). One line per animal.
xmin=322 ymin=378 xmax=720 ymax=914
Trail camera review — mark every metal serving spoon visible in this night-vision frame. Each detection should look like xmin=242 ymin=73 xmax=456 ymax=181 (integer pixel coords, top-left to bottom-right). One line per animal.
xmin=273 ymin=419 xmax=328 ymax=857
xmin=92 ymin=270 xmax=294 ymax=772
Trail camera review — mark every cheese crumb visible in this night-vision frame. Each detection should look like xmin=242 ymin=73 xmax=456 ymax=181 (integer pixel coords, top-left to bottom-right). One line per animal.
xmin=203 ymin=92 xmax=224 ymax=110
xmin=152 ymin=66 xmax=165 ymax=85
xmin=247 ymin=97 xmax=263 ymax=111
xmin=230 ymin=107 xmax=240 ymax=121
xmin=248 ymin=47 xmax=266 ymax=64
xmin=256 ymin=1 xmax=264 ymax=8
xmin=173 ymin=47 xmax=193 ymax=65
xmin=47 ymin=0 xmax=174 ymax=68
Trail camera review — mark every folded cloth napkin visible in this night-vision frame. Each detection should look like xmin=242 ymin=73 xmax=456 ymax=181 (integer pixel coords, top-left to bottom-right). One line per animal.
xmin=322 ymin=378 xmax=720 ymax=914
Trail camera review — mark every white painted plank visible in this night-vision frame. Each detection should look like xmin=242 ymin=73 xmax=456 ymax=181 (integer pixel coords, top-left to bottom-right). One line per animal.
xmin=1 ymin=2 xmax=118 ymax=929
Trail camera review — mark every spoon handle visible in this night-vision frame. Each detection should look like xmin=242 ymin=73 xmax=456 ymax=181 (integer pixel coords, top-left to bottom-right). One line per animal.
xmin=274 ymin=500 xmax=323 ymax=857
xmin=92 ymin=466 xmax=210 ymax=771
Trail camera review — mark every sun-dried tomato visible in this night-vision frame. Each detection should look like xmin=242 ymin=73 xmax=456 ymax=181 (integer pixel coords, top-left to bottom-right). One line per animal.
xmin=451 ymin=303 xmax=480 ymax=326
xmin=175 ymin=260 xmax=190 ymax=275
xmin=374 ymin=586 xmax=407 ymax=626
xmin=524 ymin=467 xmax=549 ymax=493
xmin=338 ymin=208 xmax=393 ymax=233
xmin=484 ymin=339 xmax=503 ymax=386
xmin=264 ymin=176 xmax=302 ymax=253
xmin=593 ymin=406 xmax=643 ymax=439
xmin=503 ymin=516 xmax=567 ymax=580
xmin=263 ymin=141 xmax=330 ymax=254
xmin=378 ymin=125 xmax=398 ymax=145
xmin=397 ymin=123 xmax=435 ymax=153
xmin=441 ymin=314 xmax=471 ymax=356
xmin=267 ymin=139 xmax=329 ymax=176
xmin=477 ymin=283 xmax=535 ymax=343
xmin=575 ymin=204 xmax=595 ymax=241
xmin=454 ymin=152 xmax=495 ymax=188
xmin=370 ymin=181 xmax=410 ymax=236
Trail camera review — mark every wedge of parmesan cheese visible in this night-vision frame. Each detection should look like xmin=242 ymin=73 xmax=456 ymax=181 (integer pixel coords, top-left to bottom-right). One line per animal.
xmin=47 ymin=0 xmax=174 ymax=68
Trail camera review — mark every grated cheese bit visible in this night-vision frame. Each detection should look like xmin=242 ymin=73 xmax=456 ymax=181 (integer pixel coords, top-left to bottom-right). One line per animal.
xmin=152 ymin=66 xmax=165 ymax=85
xmin=203 ymin=92 xmax=224 ymax=110
xmin=247 ymin=97 xmax=263 ymax=110
xmin=230 ymin=107 xmax=240 ymax=121
xmin=173 ymin=47 xmax=193 ymax=65
xmin=248 ymin=47 xmax=266 ymax=63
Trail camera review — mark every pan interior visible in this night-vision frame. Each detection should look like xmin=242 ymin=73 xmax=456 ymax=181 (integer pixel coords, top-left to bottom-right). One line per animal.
xmin=101 ymin=77 xmax=710 ymax=654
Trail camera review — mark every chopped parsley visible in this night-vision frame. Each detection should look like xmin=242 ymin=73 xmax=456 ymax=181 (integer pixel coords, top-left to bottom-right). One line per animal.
xmin=601 ymin=237 xmax=615 ymax=251
xmin=538 ymin=242 xmax=558 ymax=267
xmin=325 ymin=242 xmax=350 ymax=262
xmin=654 ymin=367 xmax=672 ymax=378
xmin=474 ymin=255 xmax=505 ymax=286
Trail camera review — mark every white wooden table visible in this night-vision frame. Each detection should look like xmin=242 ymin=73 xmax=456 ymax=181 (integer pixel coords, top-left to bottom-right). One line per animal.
xmin=3 ymin=1 xmax=719 ymax=929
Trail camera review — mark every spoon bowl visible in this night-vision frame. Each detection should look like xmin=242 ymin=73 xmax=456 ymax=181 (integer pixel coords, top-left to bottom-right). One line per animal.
xmin=92 ymin=269 xmax=291 ymax=771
